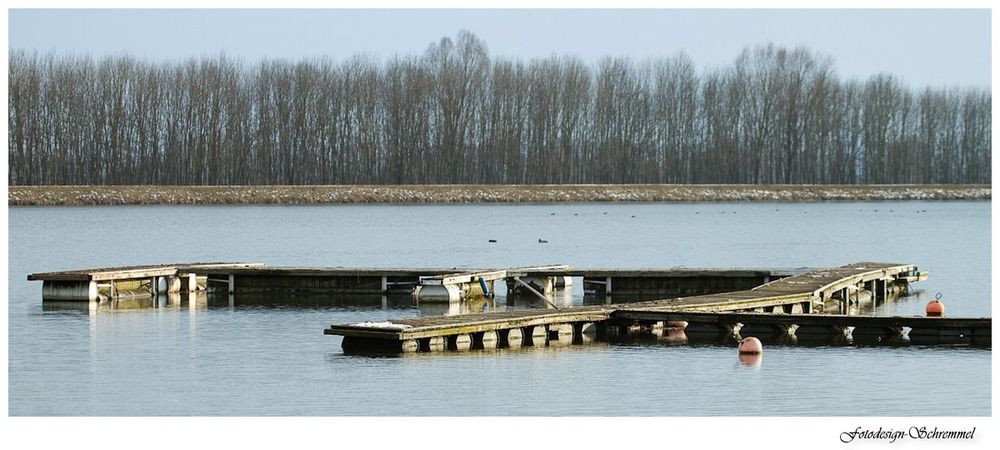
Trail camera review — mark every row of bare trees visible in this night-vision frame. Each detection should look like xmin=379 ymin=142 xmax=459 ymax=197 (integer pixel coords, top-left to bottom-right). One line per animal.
xmin=8 ymin=32 xmax=991 ymax=186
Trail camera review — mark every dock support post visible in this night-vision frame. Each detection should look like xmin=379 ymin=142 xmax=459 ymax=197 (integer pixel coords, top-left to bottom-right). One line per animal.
xmin=477 ymin=331 xmax=499 ymax=350
xmin=424 ymin=337 xmax=446 ymax=352
xmin=720 ymin=322 xmax=742 ymax=339
xmin=159 ymin=276 xmax=181 ymax=294
xmin=606 ymin=277 xmax=612 ymax=295
xmin=182 ymin=274 xmax=198 ymax=292
xmin=548 ymin=323 xmax=573 ymax=346
xmin=578 ymin=322 xmax=598 ymax=344
xmin=413 ymin=284 xmax=462 ymax=303
xmin=41 ymin=280 xmax=100 ymax=301
xmin=401 ymin=339 xmax=420 ymax=353
xmin=448 ymin=334 xmax=473 ymax=351
xmin=525 ymin=325 xmax=547 ymax=347
xmin=380 ymin=276 xmax=387 ymax=294
xmin=502 ymin=328 xmax=523 ymax=348
xmin=228 ymin=275 xmax=235 ymax=294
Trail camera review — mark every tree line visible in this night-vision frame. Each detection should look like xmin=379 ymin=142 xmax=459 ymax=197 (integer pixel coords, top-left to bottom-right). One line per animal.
xmin=8 ymin=31 xmax=991 ymax=186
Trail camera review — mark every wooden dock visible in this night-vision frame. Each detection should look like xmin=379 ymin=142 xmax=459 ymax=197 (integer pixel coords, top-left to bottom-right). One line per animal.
xmin=28 ymin=262 xmax=807 ymax=303
xmin=322 ymin=262 xmax=990 ymax=353
xmin=26 ymin=260 xmax=988 ymax=350
xmin=611 ymin=310 xmax=991 ymax=345
xmin=27 ymin=262 xmax=265 ymax=301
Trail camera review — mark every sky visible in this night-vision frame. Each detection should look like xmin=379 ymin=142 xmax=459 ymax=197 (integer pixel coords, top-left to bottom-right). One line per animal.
xmin=5 ymin=8 xmax=993 ymax=89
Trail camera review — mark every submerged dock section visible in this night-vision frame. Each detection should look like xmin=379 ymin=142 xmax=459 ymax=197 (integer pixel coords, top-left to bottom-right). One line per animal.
xmin=29 ymin=262 xmax=804 ymax=303
xmin=28 ymin=262 xmax=265 ymax=301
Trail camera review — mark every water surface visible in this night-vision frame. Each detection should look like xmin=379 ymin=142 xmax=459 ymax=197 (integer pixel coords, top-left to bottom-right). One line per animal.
xmin=7 ymin=201 xmax=990 ymax=415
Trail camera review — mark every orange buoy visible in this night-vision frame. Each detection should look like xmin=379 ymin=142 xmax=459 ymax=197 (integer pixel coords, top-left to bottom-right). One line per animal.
xmin=926 ymin=292 xmax=945 ymax=317
xmin=738 ymin=336 xmax=763 ymax=354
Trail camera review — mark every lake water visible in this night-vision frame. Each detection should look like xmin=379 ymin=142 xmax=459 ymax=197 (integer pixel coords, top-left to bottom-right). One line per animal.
xmin=6 ymin=201 xmax=991 ymax=415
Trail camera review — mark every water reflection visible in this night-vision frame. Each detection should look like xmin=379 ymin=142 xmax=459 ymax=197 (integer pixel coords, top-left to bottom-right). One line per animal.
xmin=42 ymin=291 xmax=208 ymax=313
xmin=416 ymin=296 xmax=499 ymax=316
xmin=505 ymin=287 xmax=574 ymax=309
xmin=738 ymin=352 xmax=763 ymax=368
xmin=38 ymin=289 xmax=533 ymax=317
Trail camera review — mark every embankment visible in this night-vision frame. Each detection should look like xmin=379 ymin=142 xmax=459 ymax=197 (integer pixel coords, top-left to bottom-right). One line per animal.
xmin=7 ymin=184 xmax=991 ymax=206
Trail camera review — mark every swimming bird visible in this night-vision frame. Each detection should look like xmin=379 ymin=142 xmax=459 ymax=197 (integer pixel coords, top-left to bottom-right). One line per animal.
xmin=538 ymin=239 xmax=548 ymax=244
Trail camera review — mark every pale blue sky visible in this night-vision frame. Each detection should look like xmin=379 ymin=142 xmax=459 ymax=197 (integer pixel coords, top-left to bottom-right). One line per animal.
xmin=7 ymin=8 xmax=992 ymax=88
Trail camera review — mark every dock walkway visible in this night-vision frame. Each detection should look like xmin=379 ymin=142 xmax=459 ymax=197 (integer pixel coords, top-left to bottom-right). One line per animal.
xmin=324 ymin=262 xmax=985 ymax=352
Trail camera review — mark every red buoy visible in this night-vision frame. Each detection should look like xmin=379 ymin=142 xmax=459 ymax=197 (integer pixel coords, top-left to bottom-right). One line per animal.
xmin=738 ymin=336 xmax=763 ymax=354
xmin=926 ymin=293 xmax=945 ymax=317
xmin=926 ymin=300 xmax=944 ymax=317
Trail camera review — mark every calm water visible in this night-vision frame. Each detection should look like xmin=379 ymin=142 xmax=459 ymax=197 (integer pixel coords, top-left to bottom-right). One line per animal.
xmin=7 ymin=201 xmax=991 ymax=415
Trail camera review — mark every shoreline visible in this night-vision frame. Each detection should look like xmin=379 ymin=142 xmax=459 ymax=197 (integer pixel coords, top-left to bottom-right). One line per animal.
xmin=7 ymin=184 xmax=991 ymax=206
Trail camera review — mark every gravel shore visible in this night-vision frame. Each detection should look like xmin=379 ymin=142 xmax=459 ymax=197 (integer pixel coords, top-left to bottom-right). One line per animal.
xmin=8 ymin=184 xmax=991 ymax=206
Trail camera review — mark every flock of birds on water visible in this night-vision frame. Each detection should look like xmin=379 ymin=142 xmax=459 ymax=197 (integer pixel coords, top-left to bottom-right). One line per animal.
xmin=482 ymin=208 xmax=931 ymax=244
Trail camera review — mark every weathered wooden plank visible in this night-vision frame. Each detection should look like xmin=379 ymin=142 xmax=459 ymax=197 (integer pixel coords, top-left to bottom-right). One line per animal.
xmin=504 ymin=264 xmax=574 ymax=277
xmin=399 ymin=312 xmax=612 ymax=340
xmin=327 ymin=307 xmax=613 ymax=340
xmin=196 ymin=267 xmax=465 ymax=277
xmin=512 ymin=268 xmax=802 ymax=278
xmin=324 ymin=327 xmax=405 ymax=339
xmin=28 ymin=262 xmax=265 ymax=281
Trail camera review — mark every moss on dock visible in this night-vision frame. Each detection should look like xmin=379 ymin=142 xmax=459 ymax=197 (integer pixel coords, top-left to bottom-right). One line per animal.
xmin=8 ymin=184 xmax=991 ymax=206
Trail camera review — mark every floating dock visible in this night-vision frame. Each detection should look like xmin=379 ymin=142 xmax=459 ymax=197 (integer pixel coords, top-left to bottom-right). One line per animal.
xmin=29 ymin=261 xmax=987 ymax=350
xmin=28 ymin=262 xmax=808 ymax=303
xmin=323 ymin=262 xmax=990 ymax=352
xmin=27 ymin=262 xmax=264 ymax=301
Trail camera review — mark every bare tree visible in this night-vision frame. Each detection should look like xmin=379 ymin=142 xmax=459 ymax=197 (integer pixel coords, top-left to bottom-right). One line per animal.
xmin=7 ymin=35 xmax=990 ymax=186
